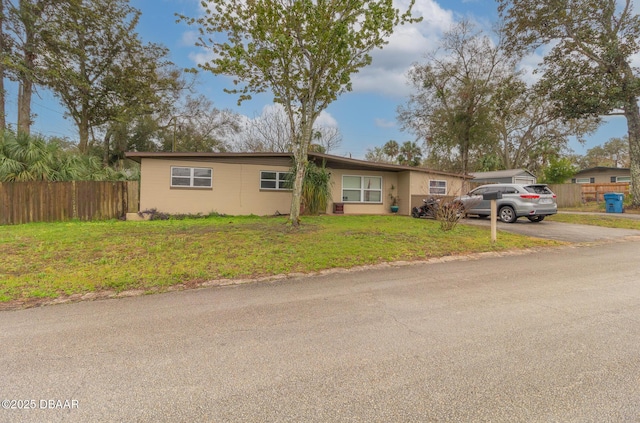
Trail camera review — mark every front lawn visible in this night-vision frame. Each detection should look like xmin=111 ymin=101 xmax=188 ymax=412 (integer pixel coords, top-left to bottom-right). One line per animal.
xmin=549 ymin=212 xmax=640 ymax=229
xmin=0 ymin=215 xmax=562 ymax=307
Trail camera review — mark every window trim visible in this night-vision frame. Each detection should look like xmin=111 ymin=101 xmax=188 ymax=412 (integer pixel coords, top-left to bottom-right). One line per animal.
xmin=574 ymin=177 xmax=592 ymax=184
xmin=170 ymin=166 xmax=212 ymax=189
xmin=260 ymin=170 xmax=292 ymax=191
xmin=341 ymin=175 xmax=383 ymax=203
xmin=614 ymin=176 xmax=631 ymax=183
xmin=429 ymin=179 xmax=447 ymax=196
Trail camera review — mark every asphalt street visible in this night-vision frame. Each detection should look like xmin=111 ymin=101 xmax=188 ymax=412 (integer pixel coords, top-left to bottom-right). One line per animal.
xmin=1 ymin=223 xmax=640 ymax=422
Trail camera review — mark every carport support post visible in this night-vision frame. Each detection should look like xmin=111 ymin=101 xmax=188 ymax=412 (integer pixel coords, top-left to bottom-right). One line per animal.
xmin=490 ymin=200 xmax=497 ymax=243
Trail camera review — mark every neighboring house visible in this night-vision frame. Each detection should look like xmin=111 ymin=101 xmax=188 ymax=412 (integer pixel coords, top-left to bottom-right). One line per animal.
xmin=124 ymin=152 xmax=471 ymax=216
xmin=569 ymin=167 xmax=631 ymax=184
xmin=470 ymin=169 xmax=537 ymax=185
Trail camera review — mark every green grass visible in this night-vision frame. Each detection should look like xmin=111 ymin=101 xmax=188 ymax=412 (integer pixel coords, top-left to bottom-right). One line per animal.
xmin=549 ymin=212 xmax=640 ymax=229
xmin=0 ymin=215 xmax=563 ymax=305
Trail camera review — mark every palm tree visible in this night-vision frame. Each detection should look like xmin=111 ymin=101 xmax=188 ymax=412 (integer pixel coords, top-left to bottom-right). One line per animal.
xmin=0 ymin=131 xmax=59 ymax=181
xmin=397 ymin=141 xmax=423 ymax=166
xmin=382 ymin=140 xmax=400 ymax=162
xmin=0 ymin=130 xmax=137 ymax=182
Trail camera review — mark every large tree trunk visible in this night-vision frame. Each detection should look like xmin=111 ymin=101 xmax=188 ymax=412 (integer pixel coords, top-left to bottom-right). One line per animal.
xmin=289 ymin=124 xmax=311 ymax=227
xmin=103 ymin=128 xmax=113 ymax=167
xmin=0 ymin=71 xmax=4 ymax=133
xmin=16 ymin=0 xmax=43 ymax=136
xmin=289 ymin=109 xmax=315 ymax=227
xmin=0 ymin=0 xmax=5 ymax=132
xmin=624 ymin=97 xmax=640 ymax=207
xmin=17 ymin=79 xmax=32 ymax=134
xmin=78 ymin=109 xmax=90 ymax=153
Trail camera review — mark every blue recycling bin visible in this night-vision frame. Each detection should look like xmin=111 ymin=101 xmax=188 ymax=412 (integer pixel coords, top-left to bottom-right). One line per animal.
xmin=603 ymin=192 xmax=624 ymax=213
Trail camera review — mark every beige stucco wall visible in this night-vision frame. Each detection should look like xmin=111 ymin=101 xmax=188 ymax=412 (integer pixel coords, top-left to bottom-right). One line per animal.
xmin=139 ymin=158 xmax=293 ymax=216
xmin=326 ymin=168 xmax=402 ymax=215
xmin=326 ymin=169 xmax=467 ymax=216
xmin=409 ymin=172 xmax=467 ymax=196
xmin=138 ymin=157 xmax=468 ymax=216
xmin=570 ymin=168 xmax=631 ymax=184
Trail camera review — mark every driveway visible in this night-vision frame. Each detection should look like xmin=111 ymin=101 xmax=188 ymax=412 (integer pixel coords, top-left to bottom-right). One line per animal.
xmin=461 ymin=213 xmax=640 ymax=243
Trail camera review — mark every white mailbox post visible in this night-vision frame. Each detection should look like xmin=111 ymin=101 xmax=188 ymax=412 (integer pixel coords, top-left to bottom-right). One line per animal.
xmin=482 ymin=191 xmax=503 ymax=243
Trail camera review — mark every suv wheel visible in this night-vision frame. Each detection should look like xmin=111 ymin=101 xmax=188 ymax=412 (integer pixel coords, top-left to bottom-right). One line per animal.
xmin=499 ymin=206 xmax=517 ymax=223
xmin=527 ymin=215 xmax=544 ymax=222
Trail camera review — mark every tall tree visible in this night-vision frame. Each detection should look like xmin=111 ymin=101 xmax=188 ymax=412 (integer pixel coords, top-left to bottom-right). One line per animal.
xmin=397 ymin=141 xmax=423 ymax=166
xmin=180 ymin=0 xmax=419 ymax=226
xmin=311 ymin=126 xmax=342 ymax=154
xmin=382 ymin=140 xmax=400 ymax=162
xmin=236 ymin=105 xmax=293 ymax=153
xmin=3 ymin=0 xmax=60 ymax=135
xmin=40 ymin=0 xmax=174 ymax=154
xmin=364 ymin=146 xmax=388 ymax=163
xmin=492 ymin=77 xmax=598 ymax=174
xmin=158 ymin=95 xmax=240 ymax=153
xmin=579 ymin=136 xmax=630 ymax=169
xmin=398 ymin=21 xmax=510 ymax=177
xmin=0 ymin=0 xmax=6 ymax=131
xmin=498 ymin=0 xmax=640 ymax=206
xmin=234 ymin=104 xmax=342 ymax=154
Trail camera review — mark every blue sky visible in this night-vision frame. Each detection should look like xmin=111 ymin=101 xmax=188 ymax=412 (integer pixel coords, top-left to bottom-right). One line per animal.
xmin=4 ymin=0 xmax=629 ymax=159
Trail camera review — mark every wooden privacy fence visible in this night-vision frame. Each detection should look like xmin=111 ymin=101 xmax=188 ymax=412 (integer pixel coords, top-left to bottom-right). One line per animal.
xmin=576 ymin=183 xmax=630 ymax=203
xmin=547 ymin=184 xmax=582 ymax=208
xmin=547 ymin=183 xmax=630 ymax=207
xmin=0 ymin=181 xmax=139 ymax=225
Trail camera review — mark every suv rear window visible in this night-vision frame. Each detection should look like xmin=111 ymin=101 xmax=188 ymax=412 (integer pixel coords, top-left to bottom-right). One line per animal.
xmin=524 ymin=185 xmax=552 ymax=194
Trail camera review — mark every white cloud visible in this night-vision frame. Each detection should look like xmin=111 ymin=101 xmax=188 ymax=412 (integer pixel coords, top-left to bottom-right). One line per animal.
xmin=188 ymin=50 xmax=215 ymax=67
xmin=181 ymin=30 xmax=199 ymax=47
xmin=315 ymin=110 xmax=339 ymax=128
xmin=244 ymin=103 xmax=338 ymax=129
xmin=375 ymin=118 xmax=397 ymax=129
xmin=185 ymin=0 xmax=457 ymax=99
xmin=351 ymin=0 xmax=455 ymax=98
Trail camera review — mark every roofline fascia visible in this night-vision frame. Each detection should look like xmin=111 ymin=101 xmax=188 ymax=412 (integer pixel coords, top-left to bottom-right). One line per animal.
xmin=124 ymin=151 xmax=473 ymax=179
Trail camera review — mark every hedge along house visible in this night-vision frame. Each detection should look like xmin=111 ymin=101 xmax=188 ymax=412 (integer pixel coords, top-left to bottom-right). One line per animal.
xmin=124 ymin=152 xmax=471 ymax=217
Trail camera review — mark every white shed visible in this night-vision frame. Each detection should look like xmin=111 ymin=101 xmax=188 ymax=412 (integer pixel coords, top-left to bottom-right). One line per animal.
xmin=471 ymin=169 xmax=537 ymax=185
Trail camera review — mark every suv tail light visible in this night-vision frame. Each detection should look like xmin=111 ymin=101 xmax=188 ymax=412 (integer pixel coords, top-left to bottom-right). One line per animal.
xmin=520 ymin=194 xmax=540 ymax=199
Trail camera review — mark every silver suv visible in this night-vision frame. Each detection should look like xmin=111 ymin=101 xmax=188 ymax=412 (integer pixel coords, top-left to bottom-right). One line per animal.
xmin=457 ymin=183 xmax=557 ymax=223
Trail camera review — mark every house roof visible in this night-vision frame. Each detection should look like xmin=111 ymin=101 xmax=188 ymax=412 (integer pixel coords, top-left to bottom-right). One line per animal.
xmin=470 ymin=169 xmax=536 ymax=179
xmin=574 ymin=166 xmax=630 ymax=175
xmin=124 ymin=151 xmax=473 ymax=179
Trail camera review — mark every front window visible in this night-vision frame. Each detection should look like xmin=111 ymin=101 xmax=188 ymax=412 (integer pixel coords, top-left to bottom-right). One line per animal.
xmin=429 ymin=180 xmax=447 ymax=195
xmin=171 ymin=167 xmax=212 ymax=188
xmin=342 ymin=176 xmax=382 ymax=203
xmin=260 ymin=171 xmax=292 ymax=190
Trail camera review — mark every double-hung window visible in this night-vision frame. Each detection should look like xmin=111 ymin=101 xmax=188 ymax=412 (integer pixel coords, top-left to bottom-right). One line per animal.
xmin=574 ymin=177 xmax=593 ymax=184
xmin=612 ymin=176 xmax=631 ymax=183
xmin=260 ymin=171 xmax=292 ymax=190
xmin=429 ymin=180 xmax=447 ymax=195
xmin=342 ymin=176 xmax=382 ymax=203
xmin=171 ymin=167 xmax=212 ymax=188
